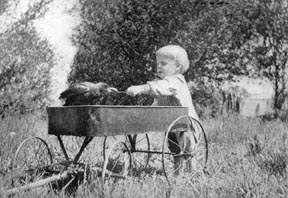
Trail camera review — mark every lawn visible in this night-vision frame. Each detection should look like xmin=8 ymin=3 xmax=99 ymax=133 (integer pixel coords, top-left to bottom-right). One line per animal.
xmin=0 ymin=111 xmax=288 ymax=198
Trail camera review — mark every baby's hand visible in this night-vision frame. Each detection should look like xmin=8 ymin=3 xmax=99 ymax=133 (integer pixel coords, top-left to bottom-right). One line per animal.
xmin=127 ymin=85 xmax=150 ymax=97
xmin=127 ymin=86 xmax=142 ymax=97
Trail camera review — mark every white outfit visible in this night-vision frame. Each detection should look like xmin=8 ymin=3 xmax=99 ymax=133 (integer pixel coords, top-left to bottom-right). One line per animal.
xmin=146 ymin=74 xmax=199 ymax=121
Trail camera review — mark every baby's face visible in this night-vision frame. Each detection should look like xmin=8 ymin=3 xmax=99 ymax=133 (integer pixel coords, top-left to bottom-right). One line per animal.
xmin=156 ymin=55 xmax=180 ymax=79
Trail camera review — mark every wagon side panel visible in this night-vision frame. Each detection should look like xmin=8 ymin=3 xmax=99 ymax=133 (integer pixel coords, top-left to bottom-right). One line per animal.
xmin=100 ymin=107 xmax=188 ymax=136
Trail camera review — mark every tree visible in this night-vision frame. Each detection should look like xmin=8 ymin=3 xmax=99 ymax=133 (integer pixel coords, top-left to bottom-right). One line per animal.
xmin=71 ymin=0 xmax=208 ymax=104
xmin=175 ymin=0 xmax=288 ymax=111
xmin=247 ymin=0 xmax=288 ymax=110
xmin=71 ymin=0 xmax=288 ymax=112
xmin=71 ymin=0 xmax=205 ymax=88
xmin=0 ymin=0 xmax=54 ymax=116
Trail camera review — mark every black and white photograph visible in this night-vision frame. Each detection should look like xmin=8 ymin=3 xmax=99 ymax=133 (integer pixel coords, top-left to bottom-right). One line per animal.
xmin=0 ymin=0 xmax=288 ymax=197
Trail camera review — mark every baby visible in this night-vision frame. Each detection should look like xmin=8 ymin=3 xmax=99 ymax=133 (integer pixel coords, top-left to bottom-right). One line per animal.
xmin=127 ymin=45 xmax=199 ymax=174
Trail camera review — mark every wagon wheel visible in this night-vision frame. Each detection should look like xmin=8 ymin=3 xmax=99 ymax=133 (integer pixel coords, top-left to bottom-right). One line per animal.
xmin=102 ymin=139 xmax=132 ymax=181
xmin=103 ymin=134 xmax=151 ymax=176
xmin=162 ymin=115 xmax=208 ymax=185
xmin=10 ymin=137 xmax=53 ymax=187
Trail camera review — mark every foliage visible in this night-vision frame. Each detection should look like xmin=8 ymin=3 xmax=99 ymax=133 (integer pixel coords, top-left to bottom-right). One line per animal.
xmin=71 ymin=1 xmax=254 ymax=84
xmin=188 ymin=77 xmax=222 ymax=118
xmin=0 ymin=0 xmax=54 ymax=116
xmin=71 ymin=0 xmax=207 ymax=88
xmin=173 ymin=0 xmax=288 ymax=111
xmin=0 ymin=0 xmax=9 ymax=15
xmin=71 ymin=0 xmax=288 ymax=112
xmin=246 ymin=0 xmax=288 ymax=109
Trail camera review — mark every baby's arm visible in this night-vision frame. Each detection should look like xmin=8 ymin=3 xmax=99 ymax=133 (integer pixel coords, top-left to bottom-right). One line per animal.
xmin=127 ymin=77 xmax=177 ymax=97
xmin=147 ymin=78 xmax=178 ymax=96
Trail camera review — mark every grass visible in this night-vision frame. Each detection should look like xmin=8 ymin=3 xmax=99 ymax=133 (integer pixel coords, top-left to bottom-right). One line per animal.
xmin=0 ymin=112 xmax=288 ymax=197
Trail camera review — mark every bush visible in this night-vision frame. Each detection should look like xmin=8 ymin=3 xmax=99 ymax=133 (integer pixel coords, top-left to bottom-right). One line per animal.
xmin=188 ymin=77 xmax=222 ymax=118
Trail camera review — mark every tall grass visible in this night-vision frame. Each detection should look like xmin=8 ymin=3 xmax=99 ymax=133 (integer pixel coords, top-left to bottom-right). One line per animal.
xmin=1 ymin=112 xmax=288 ymax=197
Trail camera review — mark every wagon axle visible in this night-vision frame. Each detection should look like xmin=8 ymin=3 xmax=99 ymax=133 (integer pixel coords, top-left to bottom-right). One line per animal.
xmin=125 ymin=149 xmax=194 ymax=158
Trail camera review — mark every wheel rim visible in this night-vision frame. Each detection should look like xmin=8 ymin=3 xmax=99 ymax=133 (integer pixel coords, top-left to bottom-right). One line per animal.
xmin=162 ymin=115 xmax=208 ymax=185
xmin=10 ymin=137 xmax=53 ymax=187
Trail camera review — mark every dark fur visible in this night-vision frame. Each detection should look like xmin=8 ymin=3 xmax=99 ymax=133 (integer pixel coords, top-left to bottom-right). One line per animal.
xmin=59 ymin=82 xmax=111 ymax=106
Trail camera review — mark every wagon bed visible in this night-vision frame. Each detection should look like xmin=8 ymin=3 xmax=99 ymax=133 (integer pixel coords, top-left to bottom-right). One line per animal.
xmin=47 ymin=105 xmax=188 ymax=136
